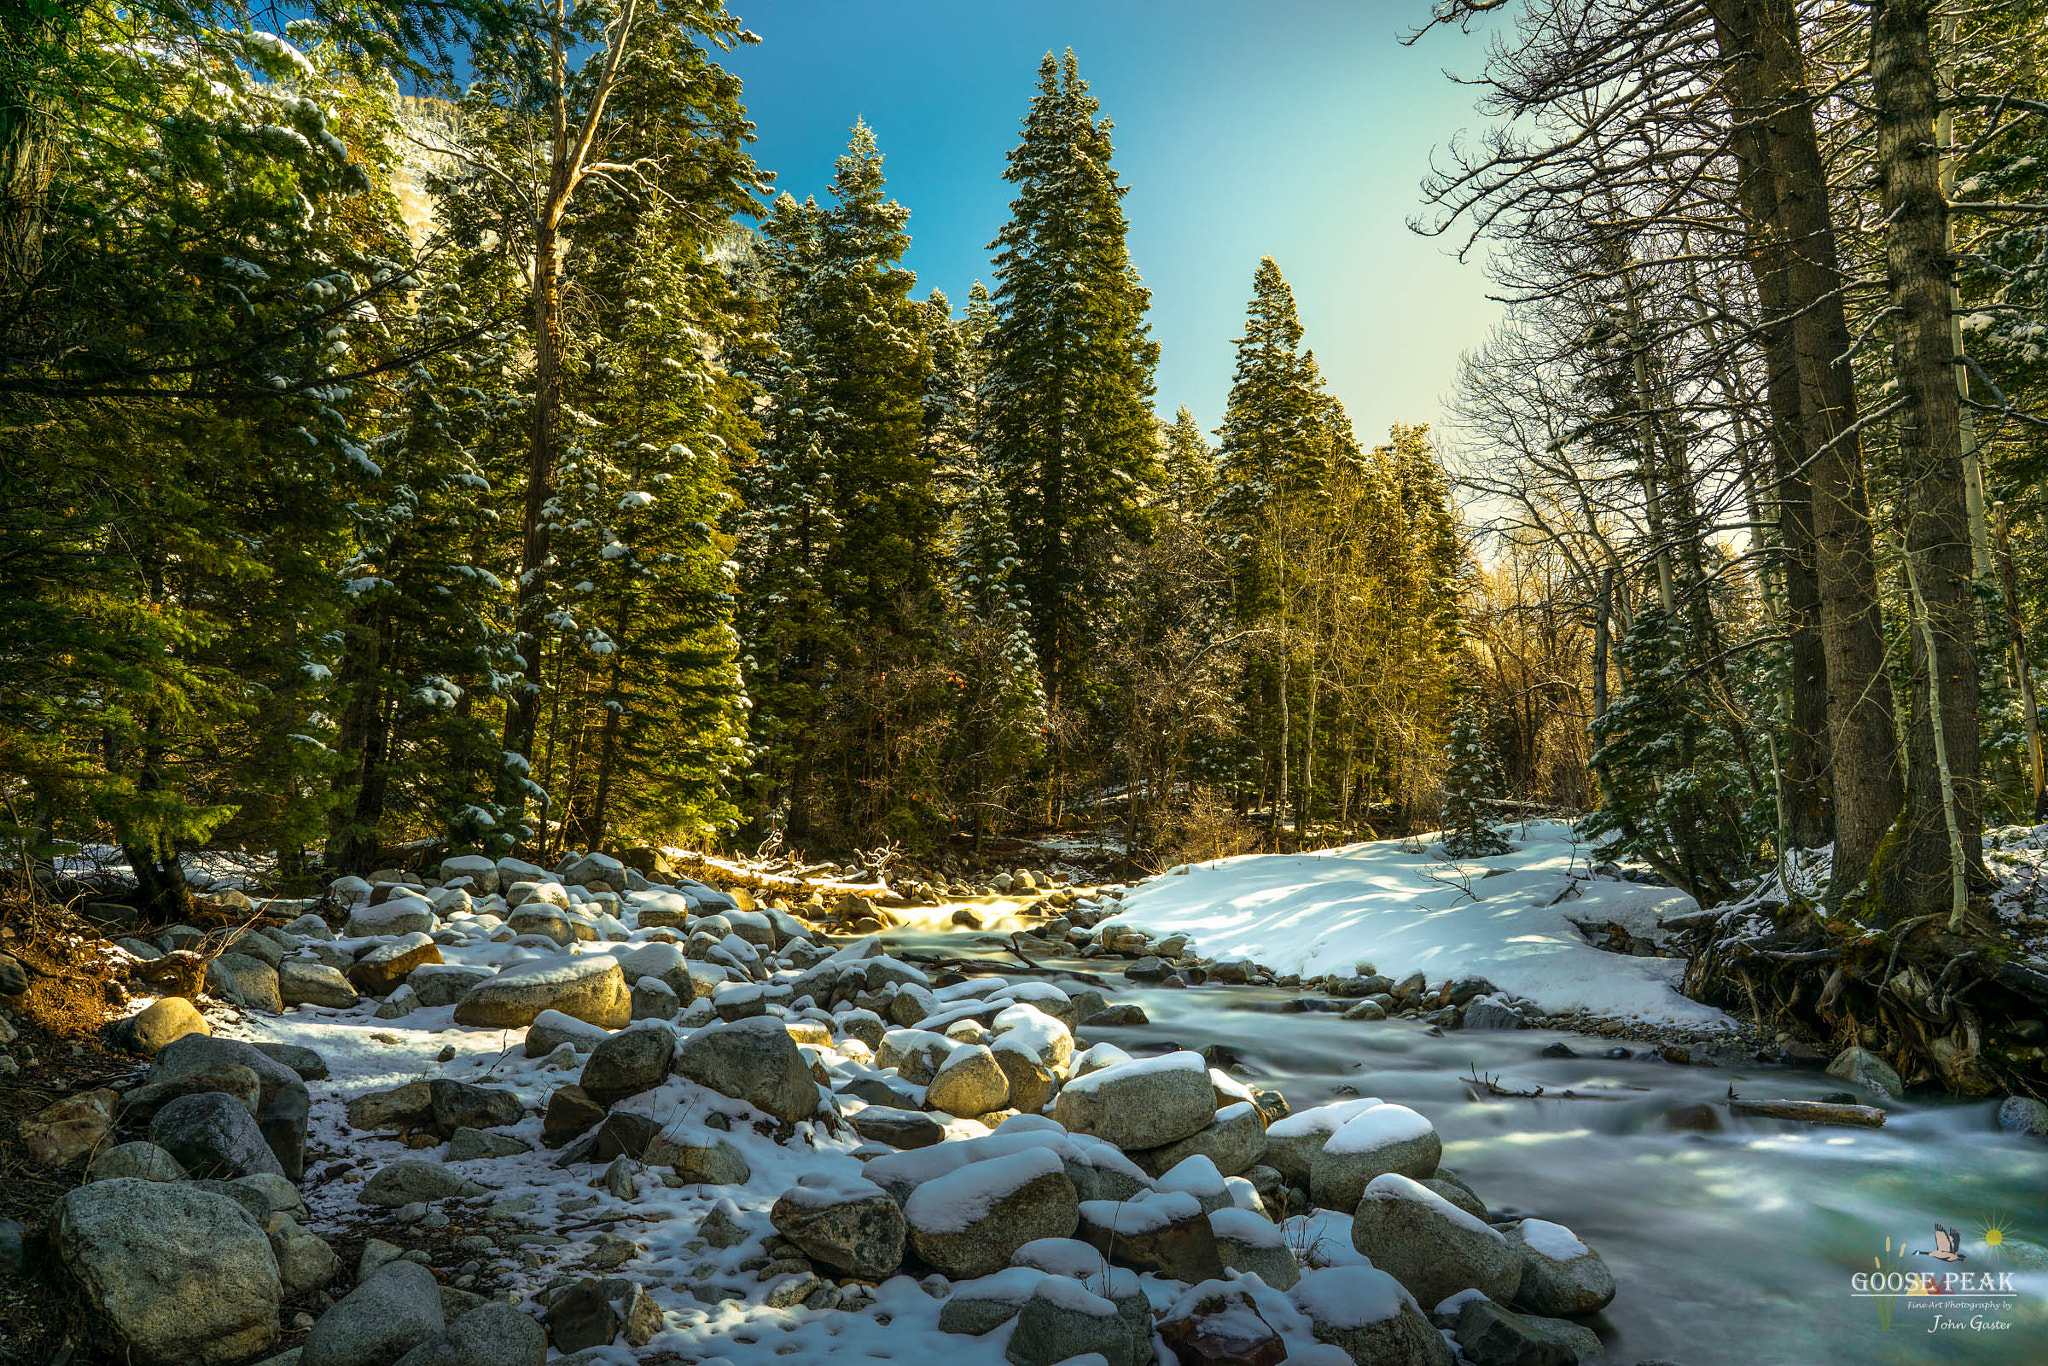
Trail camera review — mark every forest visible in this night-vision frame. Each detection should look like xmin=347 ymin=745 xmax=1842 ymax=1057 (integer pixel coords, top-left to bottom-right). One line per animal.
xmin=1 ymin=2 xmax=1464 ymax=916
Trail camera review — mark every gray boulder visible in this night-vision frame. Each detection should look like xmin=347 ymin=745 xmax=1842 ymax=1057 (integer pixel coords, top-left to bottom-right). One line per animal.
xmin=1350 ymin=1173 xmax=1521 ymax=1310
xmin=150 ymin=1092 xmax=285 ymax=1179
xmin=671 ymin=1017 xmax=819 ymax=1123
xmin=142 ymin=1033 xmax=302 ymax=1109
xmin=1455 ymin=1298 xmax=1603 ymax=1366
xmin=86 ymin=1141 xmax=186 ymax=1184
xmin=1132 ymin=1100 xmax=1267 ymax=1178
xmin=1050 ymin=1050 xmax=1216 ymax=1150
xmin=50 ymin=1178 xmax=281 ymax=1365
xmin=1310 ymin=1103 xmax=1442 ymax=1212
xmin=1997 ymin=1095 xmax=2048 ymax=1138
xmin=769 ymin=1173 xmax=907 ymax=1280
xmin=1826 ymin=1045 xmax=1905 ymax=1100
xmin=452 ymin=957 xmax=629 ymax=1029
xmin=579 ymin=1025 xmax=677 ymax=1107
xmin=1005 ymin=1277 xmax=1136 ymax=1366
xmin=360 ymin=1160 xmax=487 ymax=1207
xmin=394 ymin=1302 xmax=546 ymax=1366
xmin=302 ymin=1261 xmax=446 ymax=1366
xmin=407 ymin=964 xmax=494 ymax=1007
xmin=1289 ymin=1265 xmax=1449 ymax=1366
xmin=270 ymin=1216 xmax=342 ymax=1297
xmin=925 ymin=1043 xmax=1011 ymax=1118
xmin=278 ymin=961 xmax=360 ymax=1009
xmin=207 ymin=953 xmax=283 ymax=1014
xmin=905 ymin=1147 xmax=1079 ymax=1280
xmin=1506 ymin=1219 xmax=1616 ymax=1316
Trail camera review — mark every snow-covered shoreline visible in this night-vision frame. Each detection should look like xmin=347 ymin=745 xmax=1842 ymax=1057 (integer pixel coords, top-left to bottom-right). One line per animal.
xmin=1097 ymin=821 xmax=1729 ymax=1028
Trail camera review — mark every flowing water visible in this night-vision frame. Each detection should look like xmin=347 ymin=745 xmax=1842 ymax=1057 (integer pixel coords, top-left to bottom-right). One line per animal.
xmin=883 ymin=927 xmax=2048 ymax=1366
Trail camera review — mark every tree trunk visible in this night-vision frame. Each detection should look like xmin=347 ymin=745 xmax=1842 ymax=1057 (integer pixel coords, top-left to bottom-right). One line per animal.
xmin=1871 ymin=0 xmax=1983 ymax=919
xmin=1716 ymin=0 xmax=1901 ymax=891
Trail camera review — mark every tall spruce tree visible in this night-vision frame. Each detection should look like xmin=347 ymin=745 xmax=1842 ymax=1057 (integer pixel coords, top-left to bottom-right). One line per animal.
xmin=984 ymin=51 xmax=1161 ymax=741
xmin=737 ymin=123 xmax=941 ymax=845
xmin=1441 ymin=698 xmax=1510 ymax=856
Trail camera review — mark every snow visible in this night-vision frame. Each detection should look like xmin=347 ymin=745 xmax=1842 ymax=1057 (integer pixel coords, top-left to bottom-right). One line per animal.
xmin=1288 ymin=1264 xmax=1416 ymax=1328
xmin=1361 ymin=1173 xmax=1501 ymax=1239
xmin=1101 ymin=820 xmax=1729 ymax=1025
xmin=1057 ymin=1048 xmax=1208 ymax=1097
xmin=1518 ymin=1218 xmax=1589 ymax=1262
xmin=902 ymin=1146 xmax=1065 ymax=1234
xmin=1031 ymin=1277 xmax=1118 ymax=1317
xmin=1156 ymin=1154 xmax=1226 ymax=1199
xmin=1209 ymin=1205 xmax=1285 ymax=1248
xmin=1266 ymin=1098 xmax=1383 ymax=1140
xmin=1077 ymin=1189 xmax=1201 ymax=1236
xmin=1322 ymin=1103 xmax=1433 ymax=1154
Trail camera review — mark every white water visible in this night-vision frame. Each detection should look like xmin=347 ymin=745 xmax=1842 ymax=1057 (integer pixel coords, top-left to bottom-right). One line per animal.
xmin=885 ymin=928 xmax=2048 ymax=1365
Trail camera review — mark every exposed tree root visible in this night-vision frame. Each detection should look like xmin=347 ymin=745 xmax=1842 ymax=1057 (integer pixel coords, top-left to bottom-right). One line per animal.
xmin=1679 ymin=898 xmax=2048 ymax=1097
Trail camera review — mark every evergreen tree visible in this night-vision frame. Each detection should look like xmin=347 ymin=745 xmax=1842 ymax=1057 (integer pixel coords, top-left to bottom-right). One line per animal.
xmin=737 ymin=123 xmax=942 ymax=845
xmin=1584 ymin=607 xmax=1753 ymax=901
xmin=1441 ymin=699 xmax=1510 ymax=856
xmin=1160 ymin=407 xmax=1217 ymax=518
xmin=984 ymin=50 xmax=1161 ymax=732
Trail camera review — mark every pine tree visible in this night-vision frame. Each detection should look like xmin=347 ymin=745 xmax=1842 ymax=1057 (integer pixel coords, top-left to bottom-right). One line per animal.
xmin=984 ymin=50 xmax=1161 ymax=729
xmin=1160 ymin=407 xmax=1216 ymax=518
xmin=736 ymin=123 xmax=942 ymax=845
xmin=1441 ymin=699 xmax=1510 ymax=857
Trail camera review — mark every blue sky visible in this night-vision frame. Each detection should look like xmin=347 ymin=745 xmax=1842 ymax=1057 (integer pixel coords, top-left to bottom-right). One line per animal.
xmin=723 ymin=0 xmax=1502 ymax=444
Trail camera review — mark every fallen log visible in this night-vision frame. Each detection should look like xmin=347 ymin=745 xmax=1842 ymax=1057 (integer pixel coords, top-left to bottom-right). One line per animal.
xmin=1728 ymin=1098 xmax=1886 ymax=1128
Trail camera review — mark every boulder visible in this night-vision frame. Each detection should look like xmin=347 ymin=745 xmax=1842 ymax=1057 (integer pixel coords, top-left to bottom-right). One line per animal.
xmin=346 ymin=1080 xmax=433 ymax=1133
xmin=261 ymin=1081 xmax=311 ymax=1182
xmin=670 ymin=1016 xmax=819 ymax=1123
xmin=447 ymin=1127 xmax=534 ymax=1162
xmin=269 ymin=1217 xmax=341 ymax=1297
xmin=1506 ymin=1219 xmax=1616 ymax=1317
xmin=252 ymin=1041 xmax=329 ymax=1081
xmin=207 ymin=953 xmax=283 ymax=1014
xmin=544 ymin=1278 xmax=617 ymax=1353
xmin=23 ymin=1089 xmax=118 ymax=1167
xmin=1826 ymin=1045 xmax=1905 ymax=1100
xmin=348 ymin=933 xmax=444 ymax=997
xmin=523 ymin=1009 xmax=609 ymax=1057
xmin=120 ymin=1060 xmax=262 ymax=1122
xmin=111 ymin=997 xmax=211 ymax=1056
xmin=1461 ymin=994 xmax=1524 ymax=1031
xmin=1209 ymin=1205 xmax=1298 ymax=1290
xmin=542 ymin=1086 xmax=605 ymax=1148
xmin=359 ymin=1160 xmax=487 ymax=1207
xmin=579 ymin=1025 xmax=677 ymax=1107
xmin=938 ymin=1266 xmax=1046 ymax=1336
xmin=904 ymin=1147 xmax=1080 ymax=1279
xmin=1289 ymin=1265 xmax=1450 ymax=1366
xmin=770 ymin=1172 xmax=907 ymax=1280
xmin=345 ymin=897 xmax=437 ymax=938
xmin=1455 ymin=1298 xmax=1603 ymax=1366
xmin=1077 ymin=1190 xmax=1221 ymax=1283
xmin=1132 ymin=1101 xmax=1267 ymax=1178
xmin=1050 ymin=1050 xmax=1216 ymax=1150
xmin=86 ymin=1141 xmax=186 ymax=1184
xmin=407 ymin=964 xmax=494 ymax=1007
xmin=278 ymin=961 xmax=360 ymax=1010
xmin=1157 ymin=1281 xmax=1287 ymax=1366
xmin=452 ymin=957 xmax=629 ymax=1030
xmin=150 ymin=1092 xmax=285 ymax=1179
xmin=302 ymin=1261 xmax=446 ymax=1366
xmin=394 ymin=1302 xmax=546 ymax=1366
xmin=1350 ymin=1173 xmax=1521 ymax=1310
xmin=50 ymin=1178 xmax=281 ymax=1365
xmin=850 ymin=1106 xmax=947 ymax=1150
xmin=427 ymin=1079 xmax=523 ymax=1138
xmin=926 ymin=1043 xmax=1012 ymax=1118
xmin=2000 ymin=1095 xmax=2048 ymax=1138
xmin=134 ymin=1034 xmax=302 ymax=1114
xmin=439 ymin=855 xmax=501 ymax=894
xmin=1005 ymin=1278 xmax=1136 ymax=1366
xmin=507 ymin=905 xmax=574 ymax=946
xmin=1310 ymin=1103 xmax=1442 ymax=1212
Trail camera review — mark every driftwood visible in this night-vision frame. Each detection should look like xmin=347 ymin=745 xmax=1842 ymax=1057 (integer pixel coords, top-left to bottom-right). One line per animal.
xmin=1729 ymin=1098 xmax=1887 ymax=1128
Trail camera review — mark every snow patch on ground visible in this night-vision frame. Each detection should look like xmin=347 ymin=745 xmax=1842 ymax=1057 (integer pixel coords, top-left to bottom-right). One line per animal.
xmin=1099 ymin=820 xmax=1727 ymax=1026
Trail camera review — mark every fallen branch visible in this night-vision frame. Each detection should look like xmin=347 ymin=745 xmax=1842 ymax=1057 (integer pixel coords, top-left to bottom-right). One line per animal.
xmin=1729 ymin=1097 xmax=1886 ymax=1128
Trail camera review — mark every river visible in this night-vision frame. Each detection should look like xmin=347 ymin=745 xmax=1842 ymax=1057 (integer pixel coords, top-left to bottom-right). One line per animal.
xmin=881 ymin=925 xmax=2048 ymax=1366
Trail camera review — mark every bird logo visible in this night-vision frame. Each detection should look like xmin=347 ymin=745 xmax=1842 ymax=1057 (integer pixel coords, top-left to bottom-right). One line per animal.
xmin=1912 ymin=1225 xmax=1967 ymax=1262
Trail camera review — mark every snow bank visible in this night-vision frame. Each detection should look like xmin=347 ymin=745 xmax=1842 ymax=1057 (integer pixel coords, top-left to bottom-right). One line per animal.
xmin=1100 ymin=820 xmax=1727 ymax=1025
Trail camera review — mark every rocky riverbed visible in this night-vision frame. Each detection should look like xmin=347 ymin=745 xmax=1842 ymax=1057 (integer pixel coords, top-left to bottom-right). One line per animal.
xmin=5 ymin=852 xmax=2045 ymax=1366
